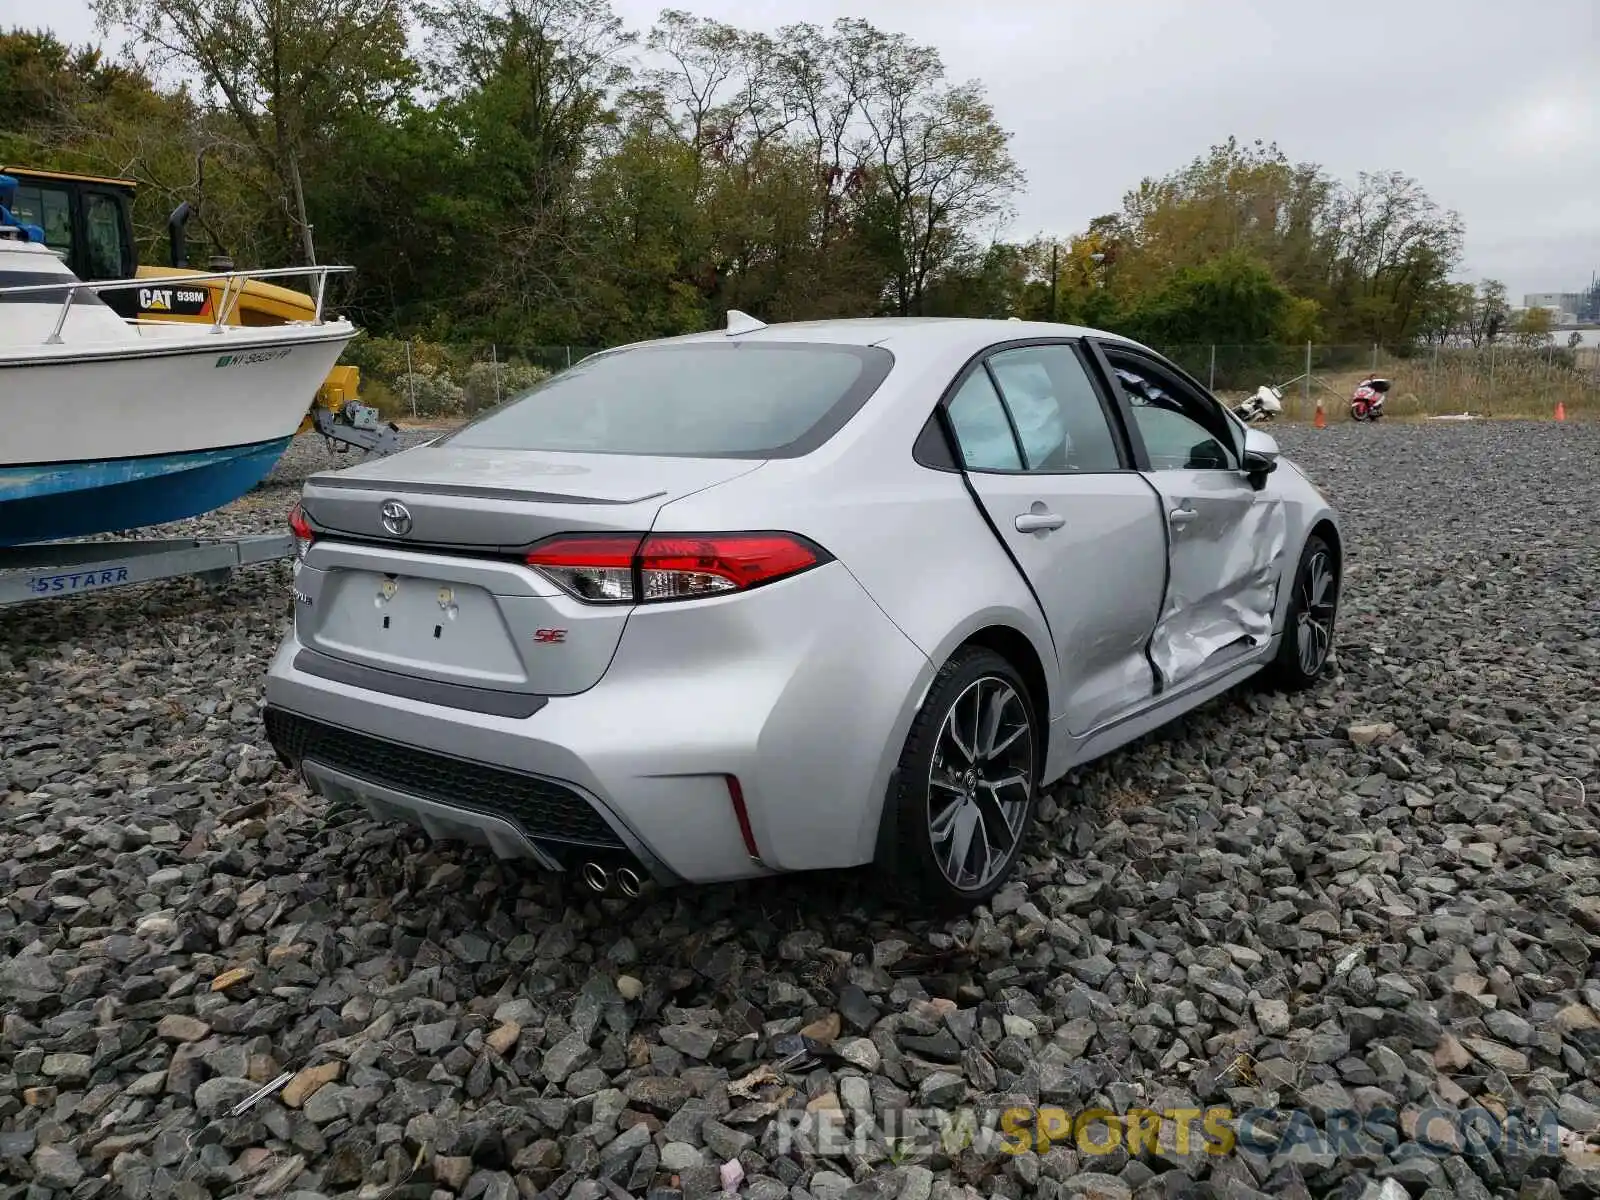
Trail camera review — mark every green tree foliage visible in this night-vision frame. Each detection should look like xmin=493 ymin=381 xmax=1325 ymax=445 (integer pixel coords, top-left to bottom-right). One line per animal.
xmin=1077 ymin=138 xmax=1466 ymax=346
xmin=7 ymin=12 xmax=1486 ymax=354
xmin=1123 ymin=252 xmax=1296 ymax=346
xmin=89 ymin=0 xmax=417 ymax=259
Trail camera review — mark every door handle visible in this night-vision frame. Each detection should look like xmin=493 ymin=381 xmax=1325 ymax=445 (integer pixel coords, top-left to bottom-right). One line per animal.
xmin=1168 ymin=506 xmax=1198 ymax=528
xmin=1015 ymin=511 xmax=1066 ymax=533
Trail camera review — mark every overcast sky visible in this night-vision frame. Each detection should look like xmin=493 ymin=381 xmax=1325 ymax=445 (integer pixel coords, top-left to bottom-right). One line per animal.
xmin=7 ymin=0 xmax=1596 ymax=301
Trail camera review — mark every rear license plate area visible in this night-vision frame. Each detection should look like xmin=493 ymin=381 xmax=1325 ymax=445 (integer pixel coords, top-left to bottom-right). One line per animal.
xmin=313 ymin=570 xmax=523 ymax=682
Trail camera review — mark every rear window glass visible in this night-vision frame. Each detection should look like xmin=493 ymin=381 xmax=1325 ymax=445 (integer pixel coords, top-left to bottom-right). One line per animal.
xmin=440 ymin=341 xmax=895 ymax=459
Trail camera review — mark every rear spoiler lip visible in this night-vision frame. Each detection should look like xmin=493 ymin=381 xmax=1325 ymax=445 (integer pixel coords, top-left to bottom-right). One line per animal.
xmin=301 ymin=474 xmax=667 ymax=506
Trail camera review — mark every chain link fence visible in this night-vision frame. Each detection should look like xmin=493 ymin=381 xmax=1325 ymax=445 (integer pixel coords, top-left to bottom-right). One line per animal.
xmin=339 ymin=338 xmax=606 ymax=420
xmin=339 ymin=335 xmax=1599 ymax=423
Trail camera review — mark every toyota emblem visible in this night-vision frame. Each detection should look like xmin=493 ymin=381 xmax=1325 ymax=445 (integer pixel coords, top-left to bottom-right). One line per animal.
xmin=380 ymin=500 xmax=413 ymax=536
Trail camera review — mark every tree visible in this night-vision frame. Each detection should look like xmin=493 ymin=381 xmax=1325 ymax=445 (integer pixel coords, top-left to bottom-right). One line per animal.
xmin=1464 ymin=280 xmax=1509 ymax=348
xmin=1123 ymin=252 xmax=1298 ymax=346
xmin=1414 ymin=280 xmax=1474 ymax=346
xmin=626 ymin=15 xmax=1022 ymax=319
xmin=840 ymin=23 xmax=1022 ymax=314
xmin=1509 ymin=305 xmax=1555 ymax=348
xmin=92 ymin=0 xmax=418 ymax=262
xmin=1323 ymin=170 xmax=1463 ymax=343
xmin=1084 ymin=137 xmax=1462 ymax=347
xmin=1104 ymin=138 xmax=1333 ymax=302
xmin=14 ymin=14 xmax=1503 ymax=361
xmin=0 ymin=27 xmax=271 ymax=267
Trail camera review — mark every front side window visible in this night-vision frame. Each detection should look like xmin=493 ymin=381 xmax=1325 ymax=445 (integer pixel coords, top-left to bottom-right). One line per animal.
xmin=1108 ymin=356 xmax=1239 ymax=471
xmin=440 ymin=342 xmax=894 ymax=459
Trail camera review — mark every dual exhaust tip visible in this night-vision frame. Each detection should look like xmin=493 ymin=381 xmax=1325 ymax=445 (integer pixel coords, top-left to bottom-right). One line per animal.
xmin=580 ymin=861 xmax=643 ymax=898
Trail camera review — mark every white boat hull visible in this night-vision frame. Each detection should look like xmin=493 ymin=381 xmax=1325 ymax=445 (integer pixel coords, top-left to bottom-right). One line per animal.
xmin=0 ymin=234 xmax=361 ymax=545
xmin=3 ymin=325 xmax=355 ymax=467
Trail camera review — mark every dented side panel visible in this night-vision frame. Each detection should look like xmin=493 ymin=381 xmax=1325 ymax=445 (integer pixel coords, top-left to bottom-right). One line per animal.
xmin=1144 ymin=473 xmax=1289 ymax=688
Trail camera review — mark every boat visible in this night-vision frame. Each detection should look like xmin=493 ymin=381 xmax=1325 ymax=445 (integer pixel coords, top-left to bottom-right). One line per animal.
xmin=0 ymin=223 xmax=358 ymax=548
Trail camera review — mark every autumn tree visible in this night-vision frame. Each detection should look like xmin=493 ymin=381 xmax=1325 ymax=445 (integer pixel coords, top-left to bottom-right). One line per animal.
xmin=92 ymin=0 xmax=418 ymax=262
xmin=1090 ymin=137 xmax=1462 ymax=346
xmin=1464 ymin=279 xmax=1510 ymax=347
xmin=1322 ymin=170 xmax=1464 ymax=343
xmin=1509 ymin=304 xmax=1555 ymax=348
xmin=627 ymin=14 xmax=1022 ymax=320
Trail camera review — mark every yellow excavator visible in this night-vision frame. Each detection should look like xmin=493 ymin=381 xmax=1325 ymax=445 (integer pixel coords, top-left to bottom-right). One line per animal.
xmin=1 ymin=165 xmax=399 ymax=454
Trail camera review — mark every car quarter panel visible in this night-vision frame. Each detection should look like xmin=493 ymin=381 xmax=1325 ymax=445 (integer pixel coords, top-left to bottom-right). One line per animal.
xmin=649 ymin=350 xmax=1061 ymax=848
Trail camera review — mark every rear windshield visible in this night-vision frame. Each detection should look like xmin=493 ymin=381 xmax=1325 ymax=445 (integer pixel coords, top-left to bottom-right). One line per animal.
xmin=439 ymin=341 xmax=895 ymax=459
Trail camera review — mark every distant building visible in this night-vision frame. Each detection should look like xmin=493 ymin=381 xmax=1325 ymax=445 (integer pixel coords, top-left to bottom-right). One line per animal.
xmin=1524 ymin=291 xmax=1586 ymax=313
xmin=1524 ymin=280 xmax=1599 ymax=324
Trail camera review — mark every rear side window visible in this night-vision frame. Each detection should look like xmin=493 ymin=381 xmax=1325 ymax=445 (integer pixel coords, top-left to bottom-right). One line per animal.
xmin=986 ymin=344 xmax=1124 ymax=472
xmin=440 ymin=342 xmax=894 ymax=459
xmin=945 ymin=369 xmax=1022 ymax=471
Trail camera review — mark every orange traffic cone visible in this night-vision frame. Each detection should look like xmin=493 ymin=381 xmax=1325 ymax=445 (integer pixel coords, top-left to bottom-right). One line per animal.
xmin=1555 ymin=400 xmax=1567 ymax=422
xmin=1314 ymin=398 xmax=1326 ymax=429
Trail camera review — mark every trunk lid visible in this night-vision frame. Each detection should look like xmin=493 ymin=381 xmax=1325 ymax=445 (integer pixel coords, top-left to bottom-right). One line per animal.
xmin=294 ymin=445 xmax=764 ymax=696
xmin=300 ymin=444 xmax=762 ymax=549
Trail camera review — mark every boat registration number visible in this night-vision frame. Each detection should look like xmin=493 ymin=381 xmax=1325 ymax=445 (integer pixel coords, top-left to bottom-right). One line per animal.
xmin=215 ymin=349 xmax=292 ymax=369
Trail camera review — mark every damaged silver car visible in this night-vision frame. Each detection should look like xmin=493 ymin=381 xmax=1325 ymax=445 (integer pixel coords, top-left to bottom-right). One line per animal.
xmin=265 ymin=316 xmax=1341 ymax=908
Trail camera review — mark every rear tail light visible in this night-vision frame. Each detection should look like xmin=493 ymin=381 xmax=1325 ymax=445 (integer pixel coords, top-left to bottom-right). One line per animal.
xmin=525 ymin=532 xmax=829 ymax=604
xmin=524 ymin=534 xmax=641 ymax=603
xmin=287 ymin=501 xmax=315 ymax=560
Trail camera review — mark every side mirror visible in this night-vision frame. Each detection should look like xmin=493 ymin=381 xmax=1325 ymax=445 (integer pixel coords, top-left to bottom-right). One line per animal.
xmin=1241 ymin=427 xmax=1279 ymax=484
xmin=1243 ymin=426 xmax=1279 ymax=462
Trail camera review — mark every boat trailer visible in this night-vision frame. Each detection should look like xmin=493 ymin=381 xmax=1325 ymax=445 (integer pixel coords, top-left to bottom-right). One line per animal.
xmin=0 ymin=535 xmax=296 ymax=609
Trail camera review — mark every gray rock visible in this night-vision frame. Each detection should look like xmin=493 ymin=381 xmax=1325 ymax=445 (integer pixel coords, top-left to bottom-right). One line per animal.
xmin=32 ymin=1144 xmax=85 ymax=1189
xmin=543 ymin=1031 xmax=595 ymax=1083
xmin=659 ymin=1024 xmax=717 ymax=1060
xmin=1060 ymin=1173 xmax=1132 ymax=1198
xmin=1254 ymin=999 xmax=1291 ymax=1037
xmin=661 ymin=1142 xmax=705 ymax=1171
xmin=41 ymin=1052 xmax=92 ymax=1080
xmin=192 ymin=1075 xmax=259 ymax=1118
xmin=5 ymin=423 xmax=1600 ymax=1200
xmin=701 ymin=1118 xmax=753 ymax=1161
xmin=918 ymin=1071 xmax=967 ymax=1107
xmin=0 ymin=954 xmax=60 ymax=1000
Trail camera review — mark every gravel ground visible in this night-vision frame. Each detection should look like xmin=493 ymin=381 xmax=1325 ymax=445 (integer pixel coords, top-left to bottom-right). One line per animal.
xmin=2 ymin=420 xmax=1598 ymax=1200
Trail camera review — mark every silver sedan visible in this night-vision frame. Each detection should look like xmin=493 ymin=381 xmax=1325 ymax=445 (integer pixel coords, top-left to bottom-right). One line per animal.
xmin=264 ymin=316 xmax=1341 ymax=906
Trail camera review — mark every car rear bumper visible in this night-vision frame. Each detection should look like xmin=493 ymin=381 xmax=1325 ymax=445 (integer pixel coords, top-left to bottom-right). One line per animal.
xmin=262 ymin=561 xmax=935 ymax=885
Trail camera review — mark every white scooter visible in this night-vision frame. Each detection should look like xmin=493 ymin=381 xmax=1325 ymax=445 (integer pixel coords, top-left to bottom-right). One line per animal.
xmin=1232 ymin=385 xmax=1284 ymax=424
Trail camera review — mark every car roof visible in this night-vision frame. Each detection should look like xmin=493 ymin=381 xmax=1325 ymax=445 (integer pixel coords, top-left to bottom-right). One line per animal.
xmin=616 ymin=316 xmax=1143 ymax=359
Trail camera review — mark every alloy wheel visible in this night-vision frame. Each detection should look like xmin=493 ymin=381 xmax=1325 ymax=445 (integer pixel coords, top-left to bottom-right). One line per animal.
xmin=926 ymin=676 xmax=1034 ymax=892
xmin=1295 ymin=549 xmax=1338 ymax=675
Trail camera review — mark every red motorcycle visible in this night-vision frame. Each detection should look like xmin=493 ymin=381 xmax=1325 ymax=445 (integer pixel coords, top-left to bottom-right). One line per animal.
xmin=1350 ymin=377 xmax=1390 ymax=422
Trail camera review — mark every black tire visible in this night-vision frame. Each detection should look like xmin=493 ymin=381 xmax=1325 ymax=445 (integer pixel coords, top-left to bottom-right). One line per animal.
xmin=1265 ymin=533 xmax=1339 ymax=691
xmin=881 ymin=647 xmax=1041 ymax=909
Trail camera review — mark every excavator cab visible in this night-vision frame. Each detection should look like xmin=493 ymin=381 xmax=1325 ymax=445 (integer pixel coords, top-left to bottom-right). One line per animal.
xmin=1 ymin=167 xmax=140 ymax=307
xmin=2 ymin=166 xmax=314 ymax=322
